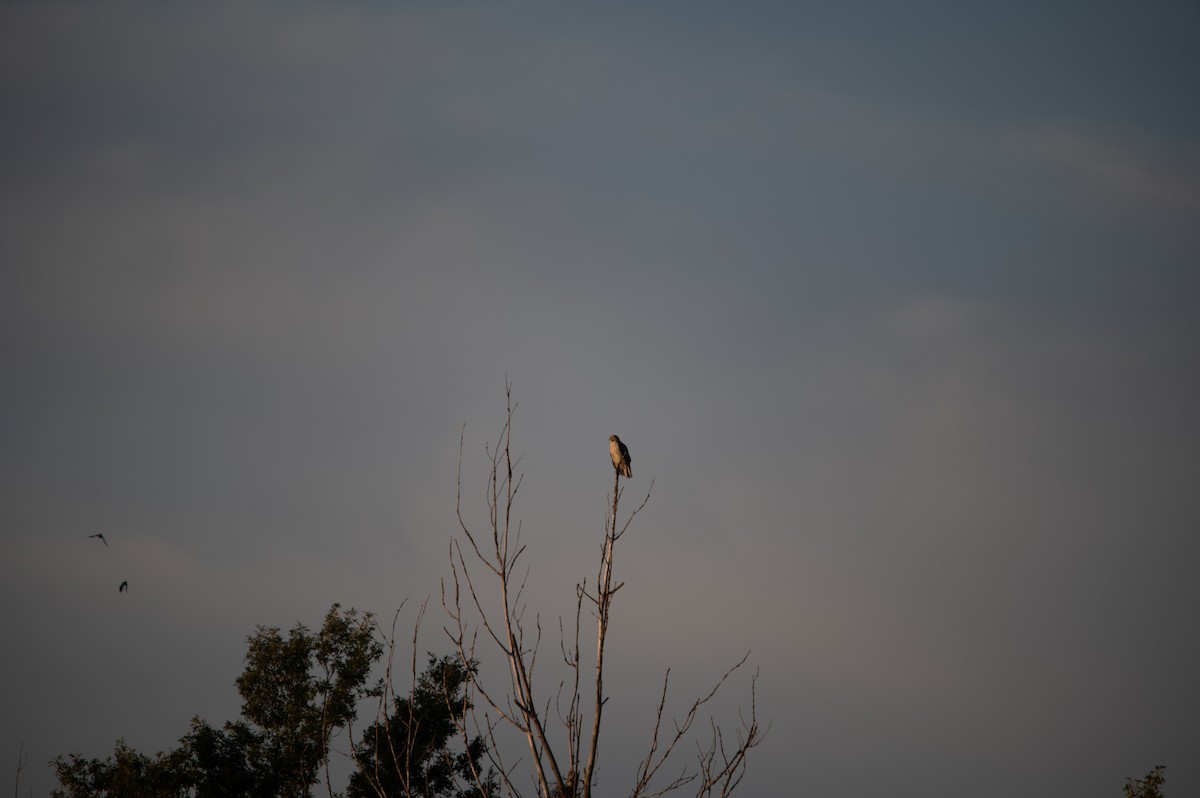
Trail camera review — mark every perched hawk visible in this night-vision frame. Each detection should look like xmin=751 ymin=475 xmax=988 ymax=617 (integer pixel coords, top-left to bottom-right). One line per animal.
xmin=609 ymin=435 xmax=632 ymax=478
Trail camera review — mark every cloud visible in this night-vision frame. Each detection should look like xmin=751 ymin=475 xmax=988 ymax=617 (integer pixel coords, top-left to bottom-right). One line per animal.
xmin=1000 ymin=126 xmax=1200 ymax=216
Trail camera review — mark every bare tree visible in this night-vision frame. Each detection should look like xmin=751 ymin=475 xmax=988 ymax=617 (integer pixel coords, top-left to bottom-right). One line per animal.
xmin=443 ymin=383 xmax=763 ymax=798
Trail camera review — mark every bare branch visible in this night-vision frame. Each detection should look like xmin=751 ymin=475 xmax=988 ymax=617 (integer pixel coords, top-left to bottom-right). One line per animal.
xmin=448 ymin=384 xmax=759 ymax=798
xmin=629 ymin=656 xmax=765 ymax=798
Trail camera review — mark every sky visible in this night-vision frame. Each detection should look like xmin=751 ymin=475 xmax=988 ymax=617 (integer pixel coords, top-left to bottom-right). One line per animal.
xmin=2 ymin=2 xmax=1199 ymax=796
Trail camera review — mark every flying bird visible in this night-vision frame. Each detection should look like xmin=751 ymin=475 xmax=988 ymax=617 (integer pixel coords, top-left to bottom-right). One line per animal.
xmin=88 ymin=533 xmax=108 ymax=546
xmin=119 ymin=581 xmax=128 ymax=593
xmin=609 ymin=435 xmax=632 ymax=478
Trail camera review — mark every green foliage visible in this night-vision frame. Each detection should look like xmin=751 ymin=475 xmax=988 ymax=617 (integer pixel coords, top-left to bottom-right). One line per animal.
xmin=1124 ymin=765 xmax=1166 ymax=798
xmin=50 ymin=606 xmax=491 ymax=798
xmin=347 ymin=655 xmax=496 ymax=798
xmin=234 ymin=604 xmax=382 ymax=797
xmin=51 ymin=604 xmax=391 ymax=798
xmin=171 ymin=717 xmax=277 ymax=798
xmin=51 ymin=739 xmax=185 ymax=798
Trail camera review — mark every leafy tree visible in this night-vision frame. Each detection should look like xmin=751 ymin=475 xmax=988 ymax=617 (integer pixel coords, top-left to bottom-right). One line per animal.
xmin=51 ymin=739 xmax=185 ymax=798
xmin=235 ymin=603 xmax=383 ymax=797
xmin=170 ymin=717 xmax=277 ymax=798
xmin=347 ymin=654 xmax=496 ymax=798
xmin=1124 ymin=765 xmax=1166 ymax=798
xmin=52 ymin=604 xmax=384 ymax=798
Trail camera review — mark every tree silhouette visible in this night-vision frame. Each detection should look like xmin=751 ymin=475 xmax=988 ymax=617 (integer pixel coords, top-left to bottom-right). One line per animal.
xmin=53 ymin=605 xmax=384 ymax=798
xmin=1124 ymin=765 xmax=1166 ymax=798
xmin=348 ymin=654 xmax=495 ymax=798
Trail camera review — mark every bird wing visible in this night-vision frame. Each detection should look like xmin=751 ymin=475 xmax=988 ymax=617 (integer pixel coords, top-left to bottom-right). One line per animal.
xmin=610 ymin=437 xmax=632 ymax=477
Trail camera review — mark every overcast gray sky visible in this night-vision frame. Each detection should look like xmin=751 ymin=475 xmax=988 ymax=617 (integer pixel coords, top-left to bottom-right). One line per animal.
xmin=3 ymin=2 xmax=1199 ymax=796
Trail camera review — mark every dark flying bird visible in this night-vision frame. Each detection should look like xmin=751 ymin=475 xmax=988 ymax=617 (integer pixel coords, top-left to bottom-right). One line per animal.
xmin=88 ymin=533 xmax=108 ymax=546
xmin=609 ymin=435 xmax=632 ymax=478
xmin=119 ymin=581 xmax=128 ymax=593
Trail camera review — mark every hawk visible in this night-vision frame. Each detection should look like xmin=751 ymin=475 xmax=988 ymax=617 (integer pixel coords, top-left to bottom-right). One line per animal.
xmin=119 ymin=581 xmax=128 ymax=593
xmin=88 ymin=533 xmax=108 ymax=546
xmin=609 ymin=435 xmax=632 ymax=478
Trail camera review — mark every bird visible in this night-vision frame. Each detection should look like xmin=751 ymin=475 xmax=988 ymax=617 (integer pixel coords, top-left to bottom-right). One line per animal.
xmin=609 ymin=435 xmax=632 ymax=478
xmin=119 ymin=581 xmax=128 ymax=593
xmin=88 ymin=533 xmax=108 ymax=546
